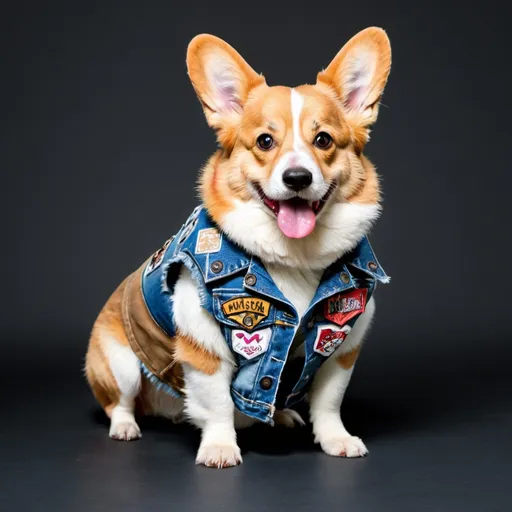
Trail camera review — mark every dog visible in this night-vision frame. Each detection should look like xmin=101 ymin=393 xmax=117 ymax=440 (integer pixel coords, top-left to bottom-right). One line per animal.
xmin=85 ymin=27 xmax=392 ymax=468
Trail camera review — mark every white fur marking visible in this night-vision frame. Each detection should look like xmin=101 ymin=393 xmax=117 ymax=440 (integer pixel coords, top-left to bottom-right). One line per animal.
xmin=308 ymin=297 xmax=375 ymax=457
xmin=183 ymin=361 xmax=242 ymax=467
xmin=291 ymin=88 xmax=305 ymax=152
xmin=102 ymin=335 xmax=142 ymax=440
xmin=264 ymin=264 xmax=321 ymax=318
xmin=222 ymin=200 xmax=380 ymax=270
xmin=266 ymin=89 xmax=327 ymax=202
xmin=172 ymin=267 xmax=235 ymax=364
xmin=103 ymin=335 xmax=141 ymax=399
xmin=109 ymin=405 xmax=142 ymax=441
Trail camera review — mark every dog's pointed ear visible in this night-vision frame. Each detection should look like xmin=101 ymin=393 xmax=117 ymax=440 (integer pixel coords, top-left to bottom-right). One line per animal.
xmin=317 ymin=27 xmax=391 ymax=129
xmin=187 ymin=35 xmax=266 ymax=147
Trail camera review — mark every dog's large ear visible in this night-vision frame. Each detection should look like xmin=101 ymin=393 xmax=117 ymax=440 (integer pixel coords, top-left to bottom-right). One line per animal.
xmin=187 ymin=34 xmax=266 ymax=147
xmin=317 ymin=27 xmax=391 ymax=137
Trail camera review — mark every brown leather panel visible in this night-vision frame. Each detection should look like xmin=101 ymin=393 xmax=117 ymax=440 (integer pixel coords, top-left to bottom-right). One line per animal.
xmin=122 ymin=263 xmax=183 ymax=391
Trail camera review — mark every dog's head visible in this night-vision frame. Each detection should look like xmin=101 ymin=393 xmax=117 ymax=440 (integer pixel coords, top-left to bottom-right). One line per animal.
xmin=187 ymin=28 xmax=391 ymax=269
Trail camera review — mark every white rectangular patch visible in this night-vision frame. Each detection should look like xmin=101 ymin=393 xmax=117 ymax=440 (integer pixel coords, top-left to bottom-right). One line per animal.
xmin=195 ymin=228 xmax=222 ymax=254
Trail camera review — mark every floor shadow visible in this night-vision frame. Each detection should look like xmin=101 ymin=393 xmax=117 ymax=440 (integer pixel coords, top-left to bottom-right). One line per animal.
xmin=82 ymin=343 xmax=512 ymax=454
xmin=90 ymin=408 xmax=201 ymax=454
xmin=90 ymin=405 xmax=315 ymax=456
xmin=342 ymin=348 xmax=512 ymax=440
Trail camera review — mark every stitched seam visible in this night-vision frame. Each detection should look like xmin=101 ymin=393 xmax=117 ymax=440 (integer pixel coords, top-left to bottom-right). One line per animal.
xmin=139 ymin=270 xmax=174 ymax=338
xmin=123 ymin=274 xmax=152 ymax=363
xmin=182 ymin=246 xmax=250 ymax=283
xmin=249 ymin=340 xmax=271 ymax=402
xmin=205 ymin=264 xmax=251 ymax=283
xmin=159 ymin=359 xmax=178 ymax=377
xmin=232 ymin=389 xmax=272 ymax=409
xmin=275 ymin=321 xmax=295 ymax=328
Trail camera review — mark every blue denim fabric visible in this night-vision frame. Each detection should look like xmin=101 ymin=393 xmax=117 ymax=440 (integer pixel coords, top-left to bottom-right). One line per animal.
xmin=141 ymin=206 xmax=389 ymax=425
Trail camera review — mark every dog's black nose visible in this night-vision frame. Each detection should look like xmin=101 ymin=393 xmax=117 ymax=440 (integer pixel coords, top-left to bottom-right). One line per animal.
xmin=282 ymin=167 xmax=313 ymax=191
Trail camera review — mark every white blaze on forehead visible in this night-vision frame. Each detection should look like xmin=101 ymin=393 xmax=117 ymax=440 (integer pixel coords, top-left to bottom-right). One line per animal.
xmin=291 ymin=88 xmax=305 ymax=152
xmin=265 ymin=88 xmax=328 ymax=200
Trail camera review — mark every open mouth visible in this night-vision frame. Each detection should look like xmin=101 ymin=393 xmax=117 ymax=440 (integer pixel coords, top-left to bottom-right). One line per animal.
xmin=254 ymin=183 xmax=336 ymax=239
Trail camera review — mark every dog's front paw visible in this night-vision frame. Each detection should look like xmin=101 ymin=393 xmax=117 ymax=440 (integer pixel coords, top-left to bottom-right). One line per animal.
xmin=196 ymin=442 xmax=243 ymax=468
xmin=109 ymin=420 xmax=142 ymax=441
xmin=319 ymin=435 xmax=368 ymax=458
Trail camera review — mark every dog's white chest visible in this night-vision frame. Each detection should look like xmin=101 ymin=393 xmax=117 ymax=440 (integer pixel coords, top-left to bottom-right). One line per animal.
xmin=264 ymin=264 xmax=322 ymax=318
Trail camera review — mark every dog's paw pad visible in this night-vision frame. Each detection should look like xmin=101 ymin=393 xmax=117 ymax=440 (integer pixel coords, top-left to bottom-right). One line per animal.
xmin=196 ymin=443 xmax=242 ymax=468
xmin=109 ymin=421 xmax=142 ymax=441
xmin=274 ymin=408 xmax=306 ymax=428
xmin=320 ymin=435 xmax=368 ymax=458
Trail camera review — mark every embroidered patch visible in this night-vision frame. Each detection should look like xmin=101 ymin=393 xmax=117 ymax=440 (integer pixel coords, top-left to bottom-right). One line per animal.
xmin=177 ymin=208 xmax=201 ymax=245
xmin=232 ymin=327 xmax=272 ymax=360
xmin=324 ymin=288 xmax=368 ymax=327
xmin=145 ymin=238 xmax=172 ymax=275
xmin=178 ymin=220 xmax=197 ymax=244
xmin=221 ymin=297 xmax=271 ymax=331
xmin=314 ymin=324 xmax=352 ymax=356
xmin=195 ymin=228 xmax=222 ymax=254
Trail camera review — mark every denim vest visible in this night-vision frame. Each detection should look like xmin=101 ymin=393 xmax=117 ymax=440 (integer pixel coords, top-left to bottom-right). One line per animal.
xmin=141 ymin=206 xmax=389 ymax=425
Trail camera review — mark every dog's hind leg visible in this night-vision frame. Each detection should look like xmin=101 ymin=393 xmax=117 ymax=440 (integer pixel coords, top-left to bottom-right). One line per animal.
xmin=85 ymin=280 xmax=142 ymax=441
xmin=102 ymin=334 xmax=142 ymax=440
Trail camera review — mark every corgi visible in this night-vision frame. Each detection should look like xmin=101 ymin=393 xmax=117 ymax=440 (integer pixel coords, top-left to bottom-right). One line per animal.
xmin=85 ymin=27 xmax=392 ymax=468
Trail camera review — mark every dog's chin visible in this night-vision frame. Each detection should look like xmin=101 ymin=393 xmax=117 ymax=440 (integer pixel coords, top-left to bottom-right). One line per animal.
xmin=219 ymin=196 xmax=381 ymax=270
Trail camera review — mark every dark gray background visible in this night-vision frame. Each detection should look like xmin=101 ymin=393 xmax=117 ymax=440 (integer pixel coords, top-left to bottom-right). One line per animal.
xmin=1 ymin=1 xmax=511 ymax=511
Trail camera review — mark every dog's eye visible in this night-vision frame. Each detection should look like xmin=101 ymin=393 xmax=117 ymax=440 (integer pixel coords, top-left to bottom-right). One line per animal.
xmin=257 ymin=134 xmax=274 ymax=150
xmin=314 ymin=132 xmax=333 ymax=150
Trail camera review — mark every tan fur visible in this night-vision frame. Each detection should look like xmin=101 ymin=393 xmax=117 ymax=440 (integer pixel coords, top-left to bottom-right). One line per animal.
xmin=187 ymin=34 xmax=266 ymax=148
xmin=85 ymin=281 xmax=128 ymax=417
xmin=174 ymin=333 xmax=221 ymax=375
xmin=343 ymin=155 xmax=381 ymax=204
xmin=193 ymin=30 xmax=391 ymax=229
xmin=337 ymin=346 xmax=361 ymax=370
xmin=317 ymin=27 xmax=392 ymax=146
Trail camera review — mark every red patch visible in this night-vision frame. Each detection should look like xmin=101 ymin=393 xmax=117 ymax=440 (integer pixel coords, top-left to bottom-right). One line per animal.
xmin=314 ymin=325 xmax=351 ymax=356
xmin=324 ymin=289 xmax=367 ymax=327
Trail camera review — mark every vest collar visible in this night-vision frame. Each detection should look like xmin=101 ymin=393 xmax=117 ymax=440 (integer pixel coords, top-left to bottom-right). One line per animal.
xmin=203 ymin=239 xmax=251 ymax=283
xmin=346 ymin=235 xmax=390 ymax=284
xmin=237 ymin=236 xmax=389 ymax=319
xmin=184 ymin=206 xmax=389 ymax=291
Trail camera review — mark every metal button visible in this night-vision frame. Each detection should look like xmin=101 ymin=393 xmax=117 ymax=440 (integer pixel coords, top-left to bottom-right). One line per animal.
xmin=210 ymin=260 xmax=224 ymax=273
xmin=243 ymin=315 xmax=254 ymax=327
xmin=367 ymin=261 xmax=378 ymax=271
xmin=260 ymin=377 xmax=273 ymax=390
xmin=339 ymin=272 xmax=350 ymax=284
xmin=245 ymin=273 xmax=257 ymax=286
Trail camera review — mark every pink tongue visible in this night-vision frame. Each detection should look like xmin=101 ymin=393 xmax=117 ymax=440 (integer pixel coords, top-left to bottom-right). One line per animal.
xmin=277 ymin=199 xmax=316 ymax=238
